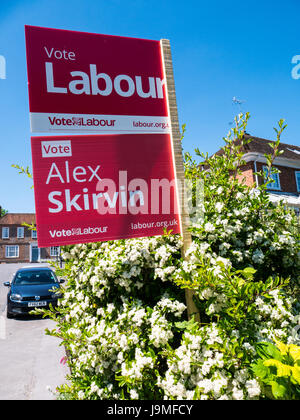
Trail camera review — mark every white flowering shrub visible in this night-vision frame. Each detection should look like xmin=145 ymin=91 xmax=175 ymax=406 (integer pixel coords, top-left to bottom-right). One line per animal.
xmin=48 ymin=235 xmax=187 ymax=400
xmin=183 ymin=115 xmax=300 ymax=283
xmin=43 ymin=114 xmax=299 ymax=400
xmin=170 ymin=114 xmax=300 ymax=399
xmin=158 ymin=322 xmax=263 ymax=400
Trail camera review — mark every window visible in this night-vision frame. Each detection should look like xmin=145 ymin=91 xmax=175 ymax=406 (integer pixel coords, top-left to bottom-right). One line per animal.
xmin=31 ymin=230 xmax=37 ymax=239
xmin=50 ymin=246 xmax=60 ymax=257
xmin=5 ymin=245 xmax=19 ymax=258
xmin=2 ymin=227 xmax=9 ymax=239
xmin=295 ymin=171 xmax=300 ymax=192
xmin=17 ymin=227 xmax=24 ymax=238
xmin=263 ymin=166 xmax=281 ymax=190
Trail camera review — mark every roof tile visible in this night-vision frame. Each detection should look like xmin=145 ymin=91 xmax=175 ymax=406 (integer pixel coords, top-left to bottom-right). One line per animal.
xmin=0 ymin=213 xmax=36 ymax=225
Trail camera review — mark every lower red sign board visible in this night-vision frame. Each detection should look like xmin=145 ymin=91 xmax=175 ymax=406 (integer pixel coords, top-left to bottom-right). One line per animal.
xmin=31 ymin=134 xmax=181 ymax=247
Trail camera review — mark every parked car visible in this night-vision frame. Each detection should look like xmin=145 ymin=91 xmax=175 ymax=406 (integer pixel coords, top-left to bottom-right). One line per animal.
xmin=3 ymin=266 xmax=64 ymax=318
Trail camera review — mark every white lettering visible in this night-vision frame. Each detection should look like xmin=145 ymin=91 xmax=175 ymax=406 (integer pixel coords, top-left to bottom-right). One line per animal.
xmin=46 ymin=162 xmax=101 ymax=184
xmin=48 ymin=191 xmax=63 ymax=213
xmin=73 ymin=166 xmax=86 ymax=182
xmin=47 ymin=185 xmax=149 ymax=214
xmin=42 ymin=140 xmax=72 ymax=158
xmin=69 ymin=71 xmax=91 ymax=95
xmin=135 ymin=76 xmax=156 ymax=98
xmin=103 ymin=191 xmax=119 ymax=208
xmin=129 ymin=190 xmax=144 ymax=206
xmin=44 ymin=62 xmax=165 ymax=99
xmin=44 ymin=47 xmax=76 ymax=61
xmin=83 ymin=188 xmax=90 ymax=210
xmin=46 ymin=162 xmax=65 ymax=184
xmin=114 ymin=74 xmax=135 ymax=97
xmin=92 ymin=192 xmax=103 ymax=209
xmin=90 ymin=64 xmax=112 ymax=96
xmin=65 ymin=189 xmax=82 ymax=211
xmin=45 ymin=62 xmax=67 ymax=94
xmin=120 ymin=185 xmax=127 ymax=207
xmin=87 ymin=165 xmax=101 ymax=182
xmin=65 ymin=161 xmax=70 ymax=183
xmin=156 ymin=77 xmax=165 ymax=99
xmin=44 ymin=47 xmax=54 ymax=58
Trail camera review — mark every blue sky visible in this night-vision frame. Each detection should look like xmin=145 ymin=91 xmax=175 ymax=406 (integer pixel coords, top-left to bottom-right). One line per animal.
xmin=1 ymin=0 xmax=300 ymax=212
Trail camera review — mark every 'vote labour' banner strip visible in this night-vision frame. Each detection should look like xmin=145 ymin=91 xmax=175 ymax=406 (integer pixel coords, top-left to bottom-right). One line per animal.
xmin=25 ymin=26 xmax=170 ymax=134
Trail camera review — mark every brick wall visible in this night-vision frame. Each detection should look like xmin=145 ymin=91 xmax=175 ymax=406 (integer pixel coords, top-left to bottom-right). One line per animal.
xmin=0 ymin=223 xmax=35 ymax=263
xmin=0 ymin=215 xmax=59 ymax=264
xmin=236 ymin=162 xmax=255 ymax=187
xmin=0 ymin=243 xmax=31 ymax=263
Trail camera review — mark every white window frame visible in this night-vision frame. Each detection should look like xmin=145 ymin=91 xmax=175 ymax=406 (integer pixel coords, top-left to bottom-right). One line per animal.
xmin=17 ymin=227 xmax=24 ymax=239
xmin=30 ymin=243 xmax=40 ymax=262
xmin=263 ymin=165 xmax=281 ymax=190
xmin=5 ymin=245 xmax=19 ymax=258
xmin=31 ymin=230 xmax=37 ymax=239
xmin=50 ymin=246 xmax=60 ymax=257
xmin=295 ymin=171 xmax=300 ymax=192
xmin=2 ymin=227 xmax=9 ymax=239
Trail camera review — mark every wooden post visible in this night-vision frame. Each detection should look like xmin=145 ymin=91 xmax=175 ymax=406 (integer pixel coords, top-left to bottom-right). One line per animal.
xmin=160 ymin=39 xmax=200 ymax=322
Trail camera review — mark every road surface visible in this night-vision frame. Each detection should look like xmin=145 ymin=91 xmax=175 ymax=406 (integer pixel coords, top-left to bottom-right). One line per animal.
xmin=0 ymin=263 xmax=69 ymax=400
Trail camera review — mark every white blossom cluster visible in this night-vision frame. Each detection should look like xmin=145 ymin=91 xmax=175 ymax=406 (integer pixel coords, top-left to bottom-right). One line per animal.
xmin=158 ymin=324 xmax=261 ymax=400
xmin=189 ymin=183 xmax=300 ymax=281
xmin=178 ymin=242 xmax=300 ymax=347
xmin=57 ymin=235 xmax=189 ymax=399
xmin=64 ymin=293 xmax=186 ymax=399
xmin=254 ymin=289 xmax=300 ymax=344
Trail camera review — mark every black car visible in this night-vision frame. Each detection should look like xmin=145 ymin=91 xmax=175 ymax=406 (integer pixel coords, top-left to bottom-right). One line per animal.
xmin=3 ymin=266 xmax=64 ymax=318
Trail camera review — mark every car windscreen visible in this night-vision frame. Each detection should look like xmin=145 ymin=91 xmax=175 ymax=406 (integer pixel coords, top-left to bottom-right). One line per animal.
xmin=13 ymin=270 xmax=58 ymax=285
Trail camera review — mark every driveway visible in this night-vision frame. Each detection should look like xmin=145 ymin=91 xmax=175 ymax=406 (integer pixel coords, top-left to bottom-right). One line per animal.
xmin=0 ymin=263 xmax=69 ymax=400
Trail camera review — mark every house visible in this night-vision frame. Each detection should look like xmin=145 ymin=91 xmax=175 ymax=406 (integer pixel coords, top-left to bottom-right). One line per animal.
xmin=0 ymin=213 xmax=60 ymax=263
xmin=216 ymin=134 xmax=300 ymax=214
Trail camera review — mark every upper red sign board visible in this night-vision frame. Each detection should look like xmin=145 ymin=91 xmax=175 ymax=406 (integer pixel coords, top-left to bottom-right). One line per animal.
xmin=31 ymin=134 xmax=180 ymax=247
xmin=25 ymin=26 xmax=170 ymax=133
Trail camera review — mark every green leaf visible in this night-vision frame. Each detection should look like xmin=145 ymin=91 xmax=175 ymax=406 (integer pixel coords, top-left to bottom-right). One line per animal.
xmin=175 ymin=318 xmax=198 ymax=331
xmin=243 ymin=267 xmax=257 ymax=275
xmin=264 ymin=360 xmax=292 ymax=378
xmin=291 ymin=366 xmax=300 ymax=385
xmin=256 ymin=342 xmax=282 ymax=361
xmin=251 ymin=359 xmax=269 ymax=380
xmin=270 ymin=380 xmax=287 ymax=399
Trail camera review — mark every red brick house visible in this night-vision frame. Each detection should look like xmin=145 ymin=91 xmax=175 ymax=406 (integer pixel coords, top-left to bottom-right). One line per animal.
xmin=217 ymin=134 xmax=300 ymax=214
xmin=0 ymin=213 xmax=60 ymax=263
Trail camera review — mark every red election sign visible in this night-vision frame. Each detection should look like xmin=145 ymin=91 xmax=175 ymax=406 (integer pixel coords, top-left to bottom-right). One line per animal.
xmin=25 ymin=26 xmax=170 ymax=134
xmin=31 ymin=134 xmax=181 ymax=247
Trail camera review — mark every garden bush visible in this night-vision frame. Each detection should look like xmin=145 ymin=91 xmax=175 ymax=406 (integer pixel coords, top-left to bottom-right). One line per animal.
xmin=42 ymin=113 xmax=300 ymax=399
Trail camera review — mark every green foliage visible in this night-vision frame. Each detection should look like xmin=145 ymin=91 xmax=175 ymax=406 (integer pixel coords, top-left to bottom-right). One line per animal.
xmin=0 ymin=208 xmax=8 ymax=217
xmin=11 ymin=164 xmax=33 ymax=181
xmin=251 ymin=341 xmax=300 ymax=399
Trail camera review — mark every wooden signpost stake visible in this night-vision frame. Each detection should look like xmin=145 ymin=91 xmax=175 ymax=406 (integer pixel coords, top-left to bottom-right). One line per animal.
xmin=160 ymin=39 xmax=200 ymax=322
